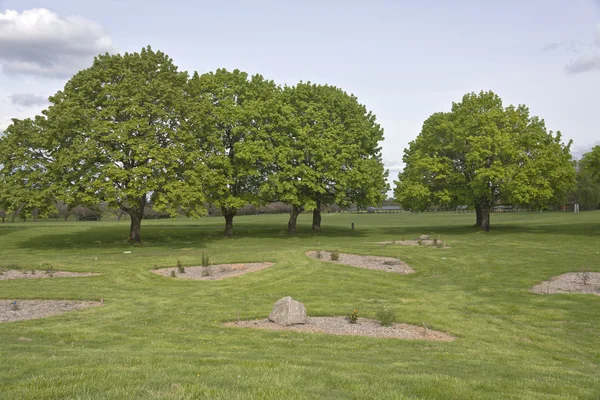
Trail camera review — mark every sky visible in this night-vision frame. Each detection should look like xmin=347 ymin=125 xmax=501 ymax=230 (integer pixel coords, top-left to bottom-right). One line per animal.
xmin=1 ymin=0 xmax=599 ymax=186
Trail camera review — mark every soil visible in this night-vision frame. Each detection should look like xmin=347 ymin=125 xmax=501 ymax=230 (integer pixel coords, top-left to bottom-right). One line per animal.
xmin=374 ymin=239 xmax=447 ymax=248
xmin=0 ymin=300 xmax=102 ymax=323
xmin=531 ymin=272 xmax=600 ymax=297
xmin=226 ymin=317 xmax=454 ymax=341
xmin=152 ymin=262 xmax=275 ymax=281
xmin=305 ymin=251 xmax=414 ymax=274
xmin=0 ymin=270 xmax=100 ymax=280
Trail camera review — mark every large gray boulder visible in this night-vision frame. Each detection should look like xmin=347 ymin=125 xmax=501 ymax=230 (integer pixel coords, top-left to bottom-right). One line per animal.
xmin=268 ymin=296 xmax=307 ymax=326
xmin=418 ymin=235 xmax=430 ymax=240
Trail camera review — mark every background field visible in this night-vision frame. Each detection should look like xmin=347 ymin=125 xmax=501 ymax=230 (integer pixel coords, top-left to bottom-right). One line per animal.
xmin=1 ymin=211 xmax=599 ymax=399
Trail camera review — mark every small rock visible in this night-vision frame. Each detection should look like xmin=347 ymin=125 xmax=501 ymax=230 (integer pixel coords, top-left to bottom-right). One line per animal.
xmin=268 ymin=296 xmax=307 ymax=326
xmin=418 ymin=235 xmax=430 ymax=240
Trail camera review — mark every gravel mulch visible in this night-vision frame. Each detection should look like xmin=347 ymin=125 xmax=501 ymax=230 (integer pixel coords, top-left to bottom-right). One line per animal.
xmin=0 ymin=270 xmax=100 ymax=280
xmin=152 ymin=262 xmax=275 ymax=281
xmin=0 ymin=300 xmax=102 ymax=323
xmin=305 ymin=251 xmax=414 ymax=274
xmin=531 ymin=272 xmax=600 ymax=297
xmin=226 ymin=317 xmax=454 ymax=341
xmin=374 ymin=239 xmax=447 ymax=248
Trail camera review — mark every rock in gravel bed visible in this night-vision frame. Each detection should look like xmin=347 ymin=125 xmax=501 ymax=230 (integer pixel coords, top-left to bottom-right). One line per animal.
xmin=531 ymin=272 xmax=600 ymax=296
xmin=0 ymin=270 xmax=100 ymax=280
xmin=305 ymin=251 xmax=414 ymax=274
xmin=152 ymin=262 xmax=274 ymax=280
xmin=268 ymin=296 xmax=307 ymax=326
xmin=226 ymin=317 xmax=454 ymax=341
xmin=0 ymin=300 xmax=102 ymax=323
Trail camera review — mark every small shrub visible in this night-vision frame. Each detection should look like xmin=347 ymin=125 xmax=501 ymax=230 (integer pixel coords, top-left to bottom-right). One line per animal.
xmin=375 ymin=306 xmax=395 ymax=327
xmin=330 ymin=250 xmax=340 ymax=261
xmin=315 ymin=251 xmax=322 ymax=259
xmin=580 ymin=265 xmax=590 ymax=286
xmin=31 ymin=269 xmax=36 ymax=275
xmin=348 ymin=308 xmax=358 ymax=324
xmin=170 ymin=270 xmax=176 ymax=278
xmin=417 ymin=239 xmax=423 ymax=246
xmin=433 ymin=238 xmax=438 ymax=245
xmin=201 ymin=253 xmax=210 ymax=268
xmin=177 ymin=259 xmax=185 ymax=274
xmin=202 ymin=268 xmax=211 ymax=277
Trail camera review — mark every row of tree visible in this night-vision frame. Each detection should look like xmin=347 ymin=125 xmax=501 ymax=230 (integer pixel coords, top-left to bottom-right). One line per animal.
xmin=0 ymin=47 xmax=388 ymax=241
xmin=394 ymin=91 xmax=600 ymax=230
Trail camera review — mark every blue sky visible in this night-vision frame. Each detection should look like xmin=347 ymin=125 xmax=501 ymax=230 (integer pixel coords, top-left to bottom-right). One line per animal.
xmin=1 ymin=0 xmax=599 ymax=184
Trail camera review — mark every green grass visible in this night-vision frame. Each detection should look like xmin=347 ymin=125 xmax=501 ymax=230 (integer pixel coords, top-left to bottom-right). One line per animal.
xmin=0 ymin=211 xmax=599 ymax=399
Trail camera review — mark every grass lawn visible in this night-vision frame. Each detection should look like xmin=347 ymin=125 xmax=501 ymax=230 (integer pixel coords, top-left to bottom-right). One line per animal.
xmin=1 ymin=211 xmax=599 ymax=399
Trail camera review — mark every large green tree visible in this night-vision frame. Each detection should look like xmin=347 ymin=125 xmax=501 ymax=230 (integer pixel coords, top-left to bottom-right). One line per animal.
xmin=187 ymin=69 xmax=282 ymax=237
xmin=269 ymin=82 xmax=388 ymax=234
xmin=394 ymin=91 xmax=574 ymax=231
xmin=0 ymin=117 xmax=55 ymax=221
xmin=1 ymin=47 xmax=208 ymax=242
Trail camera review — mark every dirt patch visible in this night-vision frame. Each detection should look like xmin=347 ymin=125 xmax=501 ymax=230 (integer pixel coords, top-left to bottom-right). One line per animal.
xmin=1 ymin=300 xmax=102 ymax=323
xmin=531 ymin=272 xmax=600 ymax=297
xmin=306 ymin=251 xmax=414 ymax=274
xmin=374 ymin=239 xmax=447 ymax=248
xmin=152 ymin=262 xmax=275 ymax=281
xmin=226 ymin=317 xmax=454 ymax=341
xmin=0 ymin=270 xmax=100 ymax=280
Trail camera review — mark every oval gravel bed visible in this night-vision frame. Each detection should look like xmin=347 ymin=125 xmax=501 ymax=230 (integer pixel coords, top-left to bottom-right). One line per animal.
xmin=1 ymin=300 xmax=102 ymax=323
xmin=531 ymin=272 xmax=600 ymax=296
xmin=0 ymin=270 xmax=100 ymax=280
xmin=226 ymin=317 xmax=454 ymax=341
xmin=152 ymin=262 xmax=274 ymax=281
xmin=306 ymin=251 xmax=414 ymax=274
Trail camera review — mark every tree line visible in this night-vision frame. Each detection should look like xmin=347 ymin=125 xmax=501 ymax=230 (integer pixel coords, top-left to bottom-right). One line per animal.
xmin=0 ymin=47 xmax=388 ymax=241
xmin=2 ymin=47 xmax=598 ymax=238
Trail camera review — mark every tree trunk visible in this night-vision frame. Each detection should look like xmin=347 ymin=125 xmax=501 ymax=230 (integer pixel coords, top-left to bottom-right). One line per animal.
xmin=312 ymin=198 xmax=322 ymax=232
xmin=127 ymin=211 xmax=143 ymax=243
xmin=480 ymin=205 xmax=491 ymax=232
xmin=222 ymin=208 xmax=236 ymax=237
xmin=288 ymin=205 xmax=304 ymax=234
xmin=475 ymin=204 xmax=482 ymax=227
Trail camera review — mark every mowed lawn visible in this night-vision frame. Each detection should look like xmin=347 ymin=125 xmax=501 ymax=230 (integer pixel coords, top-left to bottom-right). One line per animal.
xmin=0 ymin=211 xmax=599 ymax=400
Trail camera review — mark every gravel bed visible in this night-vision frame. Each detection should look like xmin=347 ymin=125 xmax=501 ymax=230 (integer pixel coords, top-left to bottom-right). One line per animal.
xmin=152 ymin=262 xmax=274 ymax=281
xmin=226 ymin=317 xmax=454 ymax=341
xmin=374 ymin=239 xmax=447 ymax=248
xmin=0 ymin=300 xmax=102 ymax=323
xmin=531 ymin=272 xmax=600 ymax=296
xmin=0 ymin=270 xmax=100 ymax=280
xmin=305 ymin=251 xmax=414 ymax=274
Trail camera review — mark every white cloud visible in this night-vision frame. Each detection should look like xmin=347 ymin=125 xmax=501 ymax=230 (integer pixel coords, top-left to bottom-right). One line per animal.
xmin=565 ymin=53 xmax=600 ymax=74
xmin=8 ymin=93 xmax=48 ymax=107
xmin=0 ymin=8 xmax=114 ymax=78
xmin=565 ymin=24 xmax=600 ymax=75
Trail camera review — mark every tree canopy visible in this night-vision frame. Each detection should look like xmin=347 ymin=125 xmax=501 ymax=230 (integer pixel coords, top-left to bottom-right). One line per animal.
xmin=1 ymin=47 xmax=208 ymax=241
xmin=187 ymin=69 xmax=282 ymax=237
xmin=394 ymin=91 xmax=575 ymax=231
xmin=269 ymin=82 xmax=388 ymax=233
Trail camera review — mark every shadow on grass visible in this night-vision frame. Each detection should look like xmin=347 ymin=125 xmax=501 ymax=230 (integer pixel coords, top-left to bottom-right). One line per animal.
xmin=16 ymin=223 xmax=369 ymax=250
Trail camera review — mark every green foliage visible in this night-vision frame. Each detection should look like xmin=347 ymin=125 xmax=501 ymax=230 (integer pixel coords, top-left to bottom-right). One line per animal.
xmin=375 ymin=306 xmax=396 ymax=327
xmin=176 ymin=259 xmax=185 ymax=274
xmin=395 ymin=91 xmax=575 ymax=230
xmin=201 ymin=253 xmax=210 ymax=268
xmin=348 ymin=308 xmax=359 ymax=324
xmin=186 ymin=69 xmax=282 ymax=235
xmin=1 ymin=47 xmax=210 ymax=243
xmin=170 ymin=270 xmax=176 ymax=278
xmin=330 ymin=250 xmax=340 ymax=261
xmin=268 ymin=83 xmax=388 ymax=231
